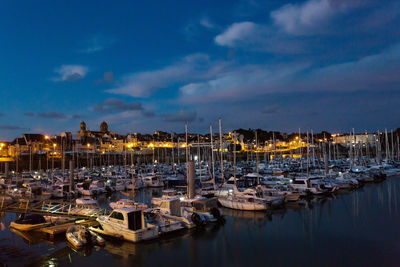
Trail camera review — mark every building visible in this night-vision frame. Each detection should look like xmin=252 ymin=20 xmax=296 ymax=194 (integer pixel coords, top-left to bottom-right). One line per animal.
xmin=333 ymin=133 xmax=377 ymax=147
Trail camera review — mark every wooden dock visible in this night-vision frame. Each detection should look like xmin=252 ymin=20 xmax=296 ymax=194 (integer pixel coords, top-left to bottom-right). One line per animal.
xmin=0 ymin=197 xmax=109 ymax=220
xmin=37 ymin=220 xmax=99 ymax=238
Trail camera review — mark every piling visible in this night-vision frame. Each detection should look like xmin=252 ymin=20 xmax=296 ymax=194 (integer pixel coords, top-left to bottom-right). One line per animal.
xmin=324 ymin=152 xmax=328 ymax=176
xmin=187 ymin=161 xmax=195 ymax=199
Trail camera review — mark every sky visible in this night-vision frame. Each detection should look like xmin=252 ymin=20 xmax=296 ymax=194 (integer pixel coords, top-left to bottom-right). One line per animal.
xmin=0 ymin=0 xmax=400 ymax=140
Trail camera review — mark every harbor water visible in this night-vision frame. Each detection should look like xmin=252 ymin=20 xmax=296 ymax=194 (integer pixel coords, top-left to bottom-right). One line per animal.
xmin=1 ymin=177 xmax=400 ymax=267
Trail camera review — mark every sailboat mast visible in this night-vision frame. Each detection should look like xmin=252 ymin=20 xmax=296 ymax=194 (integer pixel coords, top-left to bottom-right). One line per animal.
xmin=219 ymin=119 xmax=224 ymax=184
xmin=210 ymin=124 xmax=215 ymax=180
xmin=256 ymin=130 xmax=259 ymax=185
xmin=198 ymin=134 xmax=201 ymax=181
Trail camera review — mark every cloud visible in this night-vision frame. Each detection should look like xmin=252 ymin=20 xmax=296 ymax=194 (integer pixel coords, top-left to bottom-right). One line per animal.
xmin=179 ymin=63 xmax=309 ymax=102
xmin=214 ymin=21 xmax=304 ymax=53
xmin=261 ymin=106 xmax=280 ymax=114
xmin=94 ymin=98 xmax=143 ymax=113
xmin=37 ymin=112 xmax=66 ymax=119
xmin=53 ymin=65 xmax=88 ymax=82
xmin=164 ymin=110 xmax=197 ymax=123
xmin=179 ymin=42 xmax=400 ymax=104
xmin=200 ymin=17 xmax=215 ymax=29
xmin=0 ymin=125 xmax=28 ymax=130
xmin=106 ymin=54 xmax=226 ymax=97
xmin=142 ymin=110 xmax=155 ymax=117
xmin=95 ymin=71 xmax=114 ymax=85
xmin=79 ymin=35 xmax=115 ymax=54
xmin=24 ymin=112 xmax=35 ymax=117
xmin=215 ymin=22 xmax=265 ymax=47
xmin=271 ymin=0 xmax=364 ymax=35
xmin=71 ymin=114 xmax=82 ymax=119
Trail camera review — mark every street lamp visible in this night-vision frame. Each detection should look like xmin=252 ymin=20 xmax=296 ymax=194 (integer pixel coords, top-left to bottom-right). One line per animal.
xmin=52 ymin=143 xmax=56 ymax=180
xmin=87 ymin=143 xmax=90 ymax=169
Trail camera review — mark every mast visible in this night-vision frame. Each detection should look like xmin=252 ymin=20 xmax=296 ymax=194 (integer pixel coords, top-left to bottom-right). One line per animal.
xmin=185 ymin=123 xmax=189 ymax=195
xmin=233 ymin=131 xmax=237 ymax=187
xmin=311 ymin=129 xmax=315 ymax=167
xmin=210 ymin=124 xmax=215 ymax=180
xmin=385 ymin=128 xmax=389 ymax=162
xmin=198 ymin=134 xmax=201 ymax=181
xmin=299 ymin=128 xmax=302 ymax=171
xmin=219 ymin=119 xmax=224 ymax=184
xmin=171 ymin=133 xmax=175 ymax=168
xmin=306 ymin=131 xmax=309 ymax=177
xmin=391 ymin=129 xmax=394 ymax=161
xmin=256 ymin=130 xmax=259 ymax=185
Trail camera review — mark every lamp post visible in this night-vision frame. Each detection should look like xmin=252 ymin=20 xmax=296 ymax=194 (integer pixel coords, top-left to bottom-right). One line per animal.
xmin=52 ymin=143 xmax=56 ymax=178
xmin=87 ymin=143 xmax=90 ymax=169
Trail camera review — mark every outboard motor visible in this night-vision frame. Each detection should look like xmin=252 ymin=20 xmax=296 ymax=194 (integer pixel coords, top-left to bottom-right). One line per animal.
xmin=210 ymin=207 xmax=225 ymax=224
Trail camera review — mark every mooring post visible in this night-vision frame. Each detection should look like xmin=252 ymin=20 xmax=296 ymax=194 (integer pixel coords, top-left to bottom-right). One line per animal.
xmin=187 ymin=161 xmax=195 ymax=199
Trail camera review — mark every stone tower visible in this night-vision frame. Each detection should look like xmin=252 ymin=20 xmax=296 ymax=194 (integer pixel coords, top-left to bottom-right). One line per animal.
xmin=80 ymin=121 xmax=86 ymax=133
xmin=100 ymin=121 xmax=108 ymax=133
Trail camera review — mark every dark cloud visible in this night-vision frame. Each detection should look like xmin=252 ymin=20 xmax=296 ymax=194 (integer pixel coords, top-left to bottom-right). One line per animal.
xmin=94 ymin=98 xmax=143 ymax=113
xmin=165 ymin=110 xmax=197 ymax=123
xmin=24 ymin=112 xmax=35 ymax=117
xmin=261 ymin=106 xmax=280 ymax=114
xmin=0 ymin=125 xmax=28 ymax=130
xmin=71 ymin=114 xmax=82 ymax=119
xmin=95 ymin=71 xmax=114 ymax=85
xmin=38 ymin=112 xmax=66 ymax=119
xmin=142 ymin=110 xmax=155 ymax=117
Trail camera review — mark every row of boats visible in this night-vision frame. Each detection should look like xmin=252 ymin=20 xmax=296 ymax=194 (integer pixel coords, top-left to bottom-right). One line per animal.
xmin=4 ymin=158 xmax=400 ymax=248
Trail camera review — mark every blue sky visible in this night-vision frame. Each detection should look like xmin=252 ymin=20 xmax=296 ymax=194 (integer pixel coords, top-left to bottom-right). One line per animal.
xmin=1 ymin=0 xmax=400 ymax=140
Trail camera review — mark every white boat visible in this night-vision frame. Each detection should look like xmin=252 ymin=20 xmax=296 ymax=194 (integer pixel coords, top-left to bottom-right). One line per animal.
xmin=218 ymin=195 xmax=268 ymax=211
xmin=144 ymin=209 xmax=185 ymax=234
xmin=69 ymin=198 xmax=103 ymax=217
xmin=66 ymin=225 xmax=105 ymax=249
xmin=109 ymin=199 xmax=148 ymax=210
xmin=151 ymin=189 xmax=184 ymax=206
xmin=142 ymin=175 xmax=164 ymax=188
xmin=180 ymin=197 xmax=224 ymax=225
xmin=97 ymin=207 xmax=159 ymax=243
xmin=153 ymin=198 xmax=195 ymax=228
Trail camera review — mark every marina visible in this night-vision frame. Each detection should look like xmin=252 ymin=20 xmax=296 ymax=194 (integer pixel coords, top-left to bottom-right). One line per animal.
xmin=1 ymin=0 xmax=400 ymax=266
xmin=0 ymin=174 xmax=399 ymax=266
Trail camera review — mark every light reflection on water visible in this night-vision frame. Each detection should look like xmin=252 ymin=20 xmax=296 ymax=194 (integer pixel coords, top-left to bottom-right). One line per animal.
xmin=1 ymin=178 xmax=400 ymax=266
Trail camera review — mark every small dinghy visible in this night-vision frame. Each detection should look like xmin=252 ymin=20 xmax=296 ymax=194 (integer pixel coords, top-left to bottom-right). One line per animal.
xmin=66 ymin=225 xmax=105 ymax=249
xmin=10 ymin=214 xmax=51 ymax=231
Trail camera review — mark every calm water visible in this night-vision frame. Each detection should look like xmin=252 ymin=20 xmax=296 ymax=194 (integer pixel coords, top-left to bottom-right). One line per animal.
xmin=1 ymin=177 xmax=400 ymax=267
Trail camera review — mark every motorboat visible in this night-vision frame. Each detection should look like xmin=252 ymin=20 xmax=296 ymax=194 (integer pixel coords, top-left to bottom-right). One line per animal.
xmin=69 ymin=198 xmax=103 ymax=217
xmin=109 ymin=199 xmax=148 ymax=210
xmin=10 ymin=214 xmax=51 ymax=231
xmin=97 ymin=207 xmax=159 ymax=243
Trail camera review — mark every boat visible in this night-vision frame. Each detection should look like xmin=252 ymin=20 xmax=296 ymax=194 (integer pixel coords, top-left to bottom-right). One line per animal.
xmin=66 ymin=225 xmax=105 ymax=249
xmin=218 ymin=194 xmax=269 ymax=211
xmin=153 ymin=198 xmax=195 ymax=228
xmin=144 ymin=209 xmax=185 ymax=234
xmin=180 ymin=197 xmax=224 ymax=225
xmin=142 ymin=175 xmax=164 ymax=188
xmin=10 ymin=214 xmax=51 ymax=231
xmin=69 ymin=198 xmax=103 ymax=217
xmin=97 ymin=207 xmax=159 ymax=243
xmin=109 ymin=198 xmax=148 ymax=209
